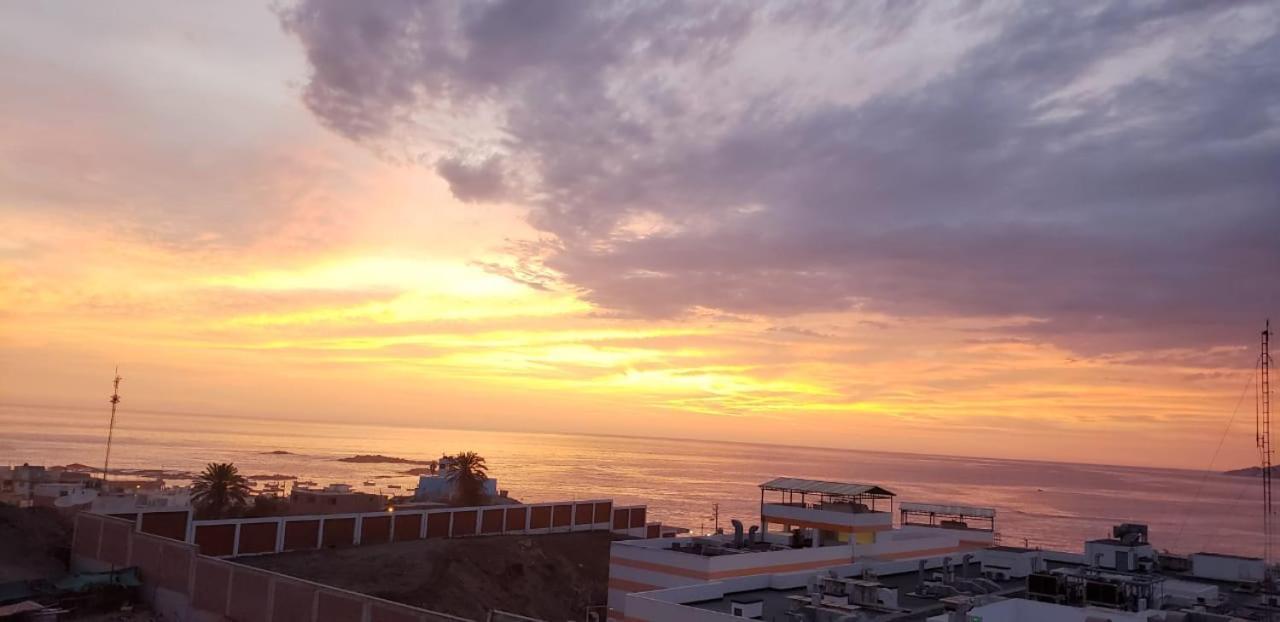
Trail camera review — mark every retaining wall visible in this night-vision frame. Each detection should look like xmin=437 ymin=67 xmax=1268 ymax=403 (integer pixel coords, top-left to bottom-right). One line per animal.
xmin=78 ymin=501 xmax=657 ymax=620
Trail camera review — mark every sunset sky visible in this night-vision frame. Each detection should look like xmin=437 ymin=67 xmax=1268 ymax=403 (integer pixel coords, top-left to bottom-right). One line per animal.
xmin=1 ymin=1 xmax=1276 ymax=468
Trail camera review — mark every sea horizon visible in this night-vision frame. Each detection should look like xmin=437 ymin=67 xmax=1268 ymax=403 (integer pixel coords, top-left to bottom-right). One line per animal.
xmin=0 ymin=399 xmax=1241 ymax=476
xmin=1 ymin=402 xmax=1266 ymax=558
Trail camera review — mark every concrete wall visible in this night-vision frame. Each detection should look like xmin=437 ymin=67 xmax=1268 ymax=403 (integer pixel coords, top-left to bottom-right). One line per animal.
xmin=760 ymin=503 xmax=892 ymax=533
xmin=73 ymin=512 xmax=475 ymax=622
xmin=860 ymin=531 xmax=972 ymax=560
xmin=977 ymin=547 xmax=1043 ymax=579
xmin=895 ymin=524 xmax=996 ymax=546
xmin=108 ymin=509 xmax=191 ymax=541
xmin=164 ymin=499 xmax=637 ymax=558
xmin=1190 ymin=553 xmax=1266 ymax=582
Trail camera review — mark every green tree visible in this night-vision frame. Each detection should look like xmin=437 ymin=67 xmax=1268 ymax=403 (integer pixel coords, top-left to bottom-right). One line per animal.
xmin=190 ymin=462 xmax=250 ymax=518
xmin=444 ymin=452 xmax=489 ymax=506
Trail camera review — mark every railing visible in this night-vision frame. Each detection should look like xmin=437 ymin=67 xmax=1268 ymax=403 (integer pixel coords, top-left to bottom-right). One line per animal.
xmin=766 ymin=501 xmax=885 ymax=514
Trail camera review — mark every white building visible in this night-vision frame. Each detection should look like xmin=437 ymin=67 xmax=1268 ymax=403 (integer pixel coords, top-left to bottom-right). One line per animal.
xmin=608 ymin=477 xmax=998 ymax=621
xmin=1084 ymin=523 xmax=1156 ymax=572
xmin=413 ymin=456 xmax=499 ymax=502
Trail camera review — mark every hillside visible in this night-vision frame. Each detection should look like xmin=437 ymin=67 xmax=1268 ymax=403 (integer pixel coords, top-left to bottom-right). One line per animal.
xmin=0 ymin=504 xmax=72 ymax=581
xmin=240 ymin=531 xmax=611 ymax=619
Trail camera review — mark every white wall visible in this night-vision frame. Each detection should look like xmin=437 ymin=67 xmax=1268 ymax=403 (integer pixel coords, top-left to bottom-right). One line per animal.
xmin=861 ymin=532 xmax=960 ymax=558
xmin=728 ymin=600 xmax=763 ymax=618
xmin=1083 ymin=541 xmax=1154 ymax=571
xmin=761 ymin=503 xmax=892 ymax=529
xmin=977 ymin=548 xmax=1042 ymax=579
xmin=1190 ymin=553 xmax=1266 ymax=582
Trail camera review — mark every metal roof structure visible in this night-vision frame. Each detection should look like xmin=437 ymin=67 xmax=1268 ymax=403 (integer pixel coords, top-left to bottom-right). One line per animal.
xmin=758 ymin=477 xmax=895 ymax=497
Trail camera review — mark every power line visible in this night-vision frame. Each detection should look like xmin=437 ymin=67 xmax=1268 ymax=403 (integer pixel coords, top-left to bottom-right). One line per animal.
xmin=1171 ymin=360 xmax=1258 ymax=553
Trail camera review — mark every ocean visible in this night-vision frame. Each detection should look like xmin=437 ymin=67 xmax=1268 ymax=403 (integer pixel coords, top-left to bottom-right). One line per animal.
xmin=0 ymin=403 xmax=1264 ymax=557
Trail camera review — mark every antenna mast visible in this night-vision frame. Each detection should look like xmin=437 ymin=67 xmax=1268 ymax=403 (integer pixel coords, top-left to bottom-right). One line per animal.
xmin=1261 ymin=321 xmax=1273 ymax=564
xmin=102 ymin=368 xmax=122 ymax=487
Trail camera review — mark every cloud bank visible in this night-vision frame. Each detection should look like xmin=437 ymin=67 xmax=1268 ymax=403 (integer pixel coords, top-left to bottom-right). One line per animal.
xmin=280 ymin=0 xmax=1280 ymax=353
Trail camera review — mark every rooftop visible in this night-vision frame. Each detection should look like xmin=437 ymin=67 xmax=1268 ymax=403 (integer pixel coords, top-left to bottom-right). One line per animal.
xmin=1190 ymin=551 xmax=1263 ymax=561
xmin=683 ymin=560 xmax=1024 ymax=620
xmin=759 ymin=477 xmax=895 ymax=497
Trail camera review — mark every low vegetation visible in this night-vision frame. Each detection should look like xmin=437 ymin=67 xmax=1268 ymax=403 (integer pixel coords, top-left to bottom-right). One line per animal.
xmin=190 ymin=462 xmax=251 ymax=519
xmin=443 ymin=452 xmax=489 ymax=506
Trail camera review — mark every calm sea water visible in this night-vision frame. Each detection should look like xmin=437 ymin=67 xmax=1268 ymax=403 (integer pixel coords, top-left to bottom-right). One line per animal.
xmin=0 ymin=404 xmax=1264 ymax=557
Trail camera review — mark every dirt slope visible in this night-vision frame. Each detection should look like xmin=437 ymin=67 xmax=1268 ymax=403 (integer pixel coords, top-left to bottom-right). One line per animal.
xmin=240 ymin=531 xmax=612 ymax=620
xmin=0 ymin=504 xmax=71 ymax=582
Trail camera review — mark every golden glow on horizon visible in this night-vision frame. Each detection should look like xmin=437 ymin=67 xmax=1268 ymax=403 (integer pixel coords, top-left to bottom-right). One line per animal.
xmin=0 ymin=214 xmax=1258 ymax=467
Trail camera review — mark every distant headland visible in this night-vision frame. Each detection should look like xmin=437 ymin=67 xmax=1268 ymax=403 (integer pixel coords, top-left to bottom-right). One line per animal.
xmin=336 ymin=454 xmax=436 ymax=465
xmin=1224 ymin=465 xmax=1280 ymax=477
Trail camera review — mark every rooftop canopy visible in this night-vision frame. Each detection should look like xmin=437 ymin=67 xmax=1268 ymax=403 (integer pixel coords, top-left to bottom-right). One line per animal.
xmin=758 ymin=477 xmax=895 ymax=498
xmin=899 ymin=501 xmax=996 ymax=531
xmin=899 ymin=502 xmax=995 ymax=518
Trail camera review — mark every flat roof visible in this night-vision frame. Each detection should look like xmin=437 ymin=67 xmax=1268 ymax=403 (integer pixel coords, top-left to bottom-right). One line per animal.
xmin=1191 ymin=552 xmax=1263 ymax=561
xmin=759 ymin=477 xmax=895 ymax=497
xmin=686 ymin=561 xmax=1013 ymax=619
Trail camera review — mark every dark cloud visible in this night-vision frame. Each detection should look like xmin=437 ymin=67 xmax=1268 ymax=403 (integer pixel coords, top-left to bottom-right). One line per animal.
xmin=281 ymin=0 xmax=1280 ymax=353
xmin=435 ymin=155 xmax=512 ymax=203
xmin=767 ymin=325 xmax=836 ymax=339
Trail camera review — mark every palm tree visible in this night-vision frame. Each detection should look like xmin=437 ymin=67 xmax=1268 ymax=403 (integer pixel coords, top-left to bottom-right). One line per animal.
xmin=443 ymin=452 xmax=489 ymax=506
xmin=190 ymin=462 xmax=250 ymax=518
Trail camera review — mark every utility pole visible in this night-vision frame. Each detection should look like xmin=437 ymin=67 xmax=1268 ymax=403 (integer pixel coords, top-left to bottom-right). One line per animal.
xmin=102 ymin=368 xmax=122 ymax=488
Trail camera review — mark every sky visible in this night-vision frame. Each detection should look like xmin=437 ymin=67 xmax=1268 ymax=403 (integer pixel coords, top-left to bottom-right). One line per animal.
xmin=1 ymin=1 xmax=1277 ymax=469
